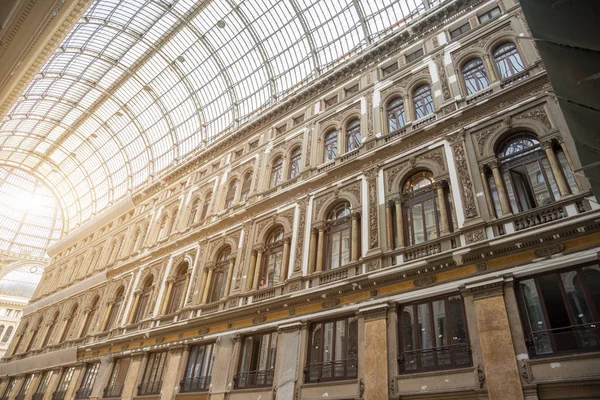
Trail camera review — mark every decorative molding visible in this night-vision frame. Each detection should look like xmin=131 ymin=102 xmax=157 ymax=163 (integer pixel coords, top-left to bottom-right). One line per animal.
xmin=434 ymin=53 xmax=451 ymax=101
xmin=534 ymin=243 xmax=564 ymax=258
xmin=252 ymin=315 xmax=266 ymax=324
xmin=322 ymin=298 xmax=340 ymax=308
xmin=366 ymin=89 xmax=374 ymax=138
xmin=465 ymin=228 xmax=485 ymax=244
xmin=413 ymin=275 xmax=436 ymax=287
xmin=293 ymin=197 xmax=308 ymax=272
xmin=451 ymin=139 xmax=478 ymax=219
xmin=477 ymin=365 xmax=485 ymax=388
xmin=365 ymin=167 xmax=379 ymax=249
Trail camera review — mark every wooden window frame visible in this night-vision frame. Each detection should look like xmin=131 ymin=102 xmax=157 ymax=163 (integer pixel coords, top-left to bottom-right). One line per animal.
xmin=181 ymin=343 xmax=215 ymax=393
xmin=235 ymin=332 xmax=278 ymax=389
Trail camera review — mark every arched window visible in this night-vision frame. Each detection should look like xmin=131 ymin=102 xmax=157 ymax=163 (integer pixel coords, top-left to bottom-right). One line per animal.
xmin=108 ymin=241 xmax=118 ymax=264
xmin=240 ymin=172 xmax=253 ymax=202
xmin=104 ymin=287 xmax=124 ymax=331
xmin=138 ymin=226 xmax=148 ymax=251
xmin=225 ymin=180 xmax=238 ymax=208
xmin=133 ymin=277 xmax=153 ymax=324
xmin=200 ymin=191 xmax=212 ymax=221
xmin=208 ymin=248 xmax=231 ymax=303
xmin=166 ymin=263 xmax=189 ymax=314
xmin=462 ymin=59 xmax=489 ymax=95
xmin=188 ymin=198 xmax=200 ymax=226
xmin=413 ymin=85 xmax=434 ymax=119
xmin=129 ymin=230 xmax=140 ymax=255
xmin=157 ymin=215 xmax=169 ymax=240
xmin=387 ymin=98 xmax=406 ymax=132
xmin=260 ymin=227 xmax=285 ymax=288
xmin=325 ymin=202 xmax=352 ymax=270
xmin=270 ymin=157 xmax=283 ymax=187
xmin=2 ymin=326 xmax=14 ymax=343
xmin=80 ymin=296 xmax=99 ymax=337
xmin=492 ymin=134 xmax=561 ymax=214
xmin=345 ymin=119 xmax=360 ymax=152
xmin=42 ymin=312 xmax=58 ymax=347
xmin=168 ymin=210 xmax=178 ymax=234
xmin=288 ymin=148 xmax=302 ymax=179
xmin=60 ymin=305 xmax=78 ymax=342
xmin=402 ymin=171 xmax=449 ymax=245
xmin=323 ymin=130 xmax=338 ymax=162
xmin=493 ymin=43 xmax=525 ymax=79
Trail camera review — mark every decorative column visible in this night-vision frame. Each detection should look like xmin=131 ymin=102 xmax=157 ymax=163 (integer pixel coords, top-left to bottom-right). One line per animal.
xmin=76 ymin=307 xmax=91 ymax=338
xmin=479 ymin=165 xmax=497 ymax=218
xmin=127 ymin=290 xmax=141 ymax=324
xmin=489 ymin=160 xmax=512 ymax=216
xmin=404 ymin=94 xmax=412 ymax=122
xmin=315 ymin=225 xmax=326 ymax=273
xmin=542 ymin=140 xmax=570 ymax=196
xmin=351 ymin=212 xmax=360 ymax=262
xmin=160 ymin=278 xmax=175 ymax=314
xmin=308 ymin=228 xmax=317 ymax=273
xmin=178 ymin=270 xmax=191 ymax=310
xmin=394 ymin=198 xmax=404 ymax=247
xmin=483 ymin=55 xmax=498 ymax=82
xmin=201 ymin=267 xmax=214 ymax=304
xmin=223 ymin=257 xmax=236 ymax=297
xmin=280 ymin=237 xmax=291 ymax=281
xmin=99 ymin=301 xmax=114 ymax=332
xmin=557 ymin=136 xmax=583 ymax=190
xmin=196 ymin=268 xmax=209 ymax=304
xmin=252 ymin=247 xmax=264 ymax=290
xmin=246 ymin=250 xmax=257 ymax=291
xmin=436 ymin=181 xmax=450 ymax=234
xmin=385 ymin=203 xmax=394 ymax=250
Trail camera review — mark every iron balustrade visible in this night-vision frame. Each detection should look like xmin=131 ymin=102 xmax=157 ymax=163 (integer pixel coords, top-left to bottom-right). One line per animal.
xmin=103 ymin=385 xmax=124 ymax=398
xmin=15 ymin=395 xmax=25 ymax=400
xmin=32 ymin=394 xmax=45 ymax=400
xmin=179 ymin=376 xmax=211 ymax=392
xmin=74 ymin=388 xmax=92 ymax=399
xmin=137 ymin=381 xmax=162 ymax=396
xmin=526 ymin=323 xmax=600 ymax=357
xmin=233 ymin=369 xmax=274 ymax=389
xmin=304 ymin=358 xmax=358 ymax=383
xmin=51 ymin=391 xmax=67 ymax=400
xmin=399 ymin=343 xmax=471 ymax=373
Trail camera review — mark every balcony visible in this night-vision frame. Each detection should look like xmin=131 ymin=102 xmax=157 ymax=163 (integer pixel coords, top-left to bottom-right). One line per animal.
xmin=103 ymin=385 xmax=124 ymax=398
xmin=52 ymin=391 xmax=66 ymax=400
xmin=399 ymin=343 xmax=471 ymax=373
xmin=525 ymin=323 xmax=600 ymax=358
xmin=74 ymin=388 xmax=92 ymax=399
xmin=32 ymin=394 xmax=45 ymax=400
xmin=233 ymin=369 xmax=274 ymax=389
xmin=137 ymin=381 xmax=162 ymax=396
xmin=304 ymin=358 xmax=358 ymax=383
xmin=179 ymin=376 xmax=211 ymax=393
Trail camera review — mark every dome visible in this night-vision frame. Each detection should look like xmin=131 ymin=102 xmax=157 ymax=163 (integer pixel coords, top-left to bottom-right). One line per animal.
xmin=0 ymin=167 xmax=64 ymax=258
xmin=0 ymin=265 xmax=44 ymax=299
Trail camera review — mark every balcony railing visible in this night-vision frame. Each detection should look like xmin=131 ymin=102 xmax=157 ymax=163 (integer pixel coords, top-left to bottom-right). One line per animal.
xmin=15 ymin=395 xmax=25 ymax=400
xmin=513 ymin=205 xmax=566 ymax=231
xmin=103 ymin=385 xmax=124 ymax=398
xmin=399 ymin=343 xmax=471 ymax=373
xmin=233 ymin=369 xmax=274 ymax=389
xmin=32 ymin=394 xmax=45 ymax=400
xmin=525 ymin=323 xmax=600 ymax=357
xmin=179 ymin=376 xmax=211 ymax=392
xmin=304 ymin=358 xmax=358 ymax=383
xmin=137 ymin=381 xmax=162 ymax=396
xmin=74 ymin=388 xmax=92 ymax=399
xmin=52 ymin=391 xmax=67 ymax=400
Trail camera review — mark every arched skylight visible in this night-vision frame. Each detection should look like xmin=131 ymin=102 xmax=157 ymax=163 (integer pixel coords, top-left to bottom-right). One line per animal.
xmin=0 ymin=0 xmax=441 ymax=234
xmin=0 ymin=265 xmax=44 ymax=298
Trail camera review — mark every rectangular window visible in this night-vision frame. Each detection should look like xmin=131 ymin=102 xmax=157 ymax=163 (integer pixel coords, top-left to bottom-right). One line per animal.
xmin=33 ymin=371 xmax=53 ymax=400
xmin=517 ymin=265 xmax=600 ymax=358
xmin=449 ymin=22 xmax=471 ymax=39
xmin=276 ymin=124 xmax=287 ymax=135
xmin=249 ymin=141 xmax=258 ymax=150
xmin=478 ymin=6 xmax=501 ymax=23
xmin=139 ymin=351 xmax=168 ymax=396
xmin=104 ymin=358 xmax=130 ymax=398
xmin=234 ymin=149 xmax=243 ymax=160
xmin=398 ymin=294 xmax=471 ymax=373
xmin=345 ymin=84 xmax=359 ymax=97
xmin=406 ymin=48 xmax=424 ymax=63
xmin=181 ymin=343 xmax=215 ymax=392
xmin=75 ymin=363 xmax=100 ymax=399
xmin=293 ymin=114 xmax=305 ymax=126
xmin=306 ymin=316 xmax=358 ymax=383
xmin=235 ymin=332 xmax=277 ymax=388
xmin=382 ymin=62 xmax=399 ymax=76
xmin=2 ymin=378 xmax=15 ymax=399
xmin=325 ymin=96 xmax=338 ymax=108
xmin=53 ymin=367 xmax=75 ymax=400
xmin=16 ymin=374 xmax=32 ymax=400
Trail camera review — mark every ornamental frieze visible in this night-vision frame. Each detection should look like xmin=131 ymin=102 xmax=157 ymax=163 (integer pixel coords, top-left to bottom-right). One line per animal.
xmin=451 ymin=138 xmax=478 ymax=219
xmin=293 ymin=197 xmax=309 ymax=272
xmin=365 ymin=166 xmax=379 ymax=249
xmin=434 ymin=53 xmax=451 ymax=101
xmin=319 ymin=101 xmax=361 ymax=127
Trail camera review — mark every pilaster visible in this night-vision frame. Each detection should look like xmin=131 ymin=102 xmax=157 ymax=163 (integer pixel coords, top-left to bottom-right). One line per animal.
xmin=358 ymin=304 xmax=389 ymax=400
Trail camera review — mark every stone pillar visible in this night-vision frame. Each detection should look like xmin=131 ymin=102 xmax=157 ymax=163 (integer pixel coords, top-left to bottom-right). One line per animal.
xmin=100 ymin=302 xmax=113 ymax=331
xmin=64 ymin=365 xmax=83 ymax=400
xmin=542 ymin=140 xmax=570 ymax=196
xmin=161 ymin=345 xmax=186 ymax=400
xmin=468 ymin=279 xmax=524 ymax=400
xmin=121 ymin=353 xmax=146 ymax=400
xmin=394 ymin=198 xmax=404 ymax=248
xmin=490 ymin=161 xmax=512 ymax=216
xmin=210 ymin=335 xmax=237 ymax=400
xmin=127 ymin=291 xmax=141 ymax=324
xmin=315 ymin=225 xmax=325 ymax=273
xmin=197 ymin=268 xmax=209 ymax=304
xmin=161 ymin=278 xmax=175 ymax=314
xmin=436 ymin=182 xmax=450 ymax=234
xmin=480 ymin=165 xmax=497 ymax=218
xmin=42 ymin=368 xmax=62 ymax=400
xmin=360 ymin=304 xmax=389 ymax=400
xmin=275 ymin=322 xmax=303 ymax=400
xmin=201 ymin=268 xmax=214 ymax=304
xmin=280 ymin=237 xmax=291 ymax=281
xmin=308 ymin=228 xmax=317 ymax=273
xmin=404 ymin=94 xmax=412 ymax=122
xmin=483 ymin=55 xmax=498 ymax=82
xmin=385 ymin=202 xmax=394 ymax=250
xmin=557 ymin=136 xmax=583 ymax=190
xmin=351 ymin=212 xmax=360 ymax=261
xmin=252 ymin=247 xmax=264 ymax=290
xmin=224 ymin=258 xmax=235 ymax=297
xmin=26 ymin=371 xmax=42 ymax=399
xmin=179 ymin=271 xmax=191 ymax=310
xmin=90 ymin=356 xmax=113 ymax=400
xmin=246 ymin=251 xmax=257 ymax=291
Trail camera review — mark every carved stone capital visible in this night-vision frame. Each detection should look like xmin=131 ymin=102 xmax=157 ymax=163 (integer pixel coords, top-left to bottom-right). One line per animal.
xmin=351 ymin=211 xmax=361 ymax=220
xmin=488 ymin=159 xmax=499 ymax=170
xmin=540 ymin=139 xmax=553 ymax=150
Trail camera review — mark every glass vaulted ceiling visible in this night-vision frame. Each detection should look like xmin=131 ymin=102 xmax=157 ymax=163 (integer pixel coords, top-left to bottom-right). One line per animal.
xmin=0 ymin=0 xmax=440 ymax=234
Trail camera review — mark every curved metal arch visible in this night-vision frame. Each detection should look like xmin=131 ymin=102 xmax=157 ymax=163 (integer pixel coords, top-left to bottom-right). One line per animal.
xmin=288 ymin=0 xmax=320 ymax=76
xmin=225 ymin=0 xmax=277 ymax=100
xmin=351 ymin=0 xmax=372 ymax=46
xmin=0 ymin=261 xmax=47 ymax=280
